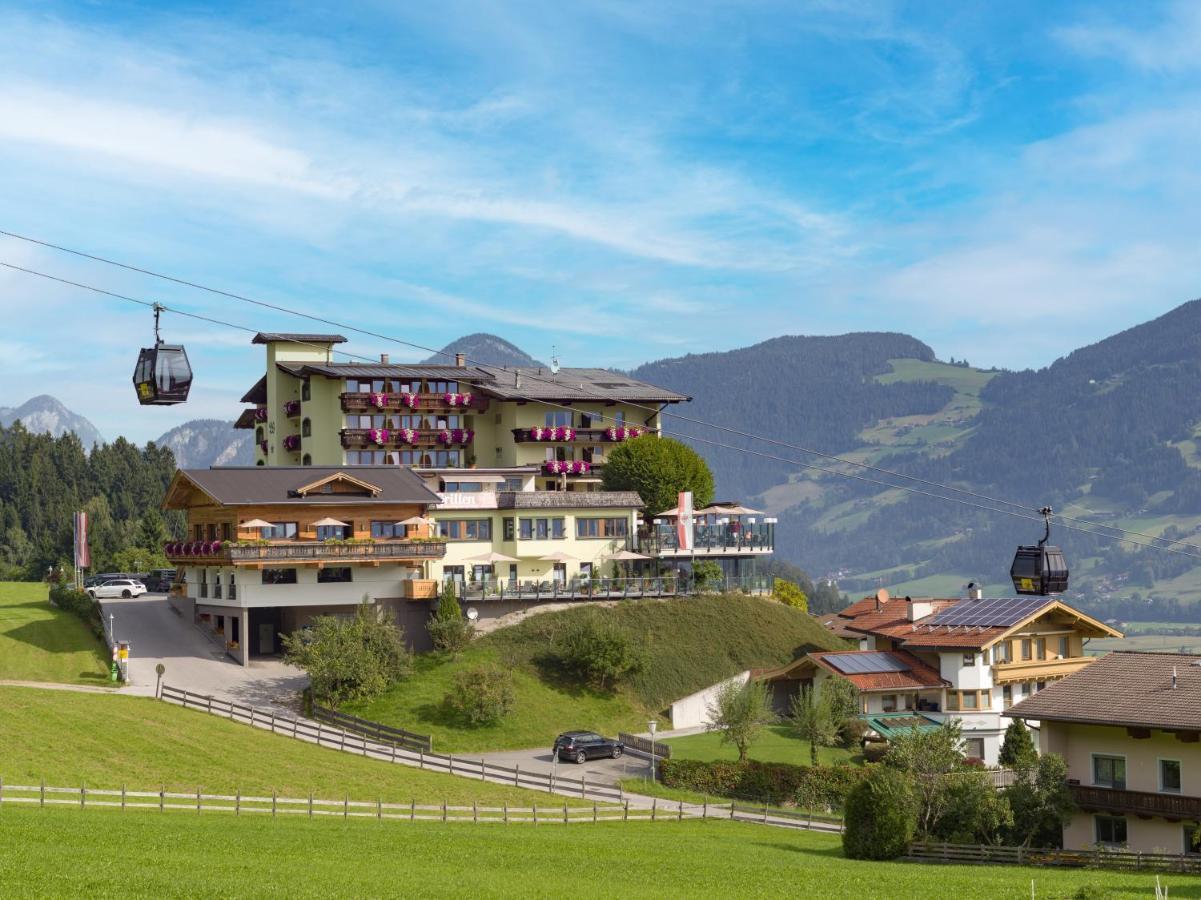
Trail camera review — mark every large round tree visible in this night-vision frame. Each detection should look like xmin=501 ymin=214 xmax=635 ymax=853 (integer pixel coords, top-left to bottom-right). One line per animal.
xmin=601 ymin=435 xmax=715 ymax=514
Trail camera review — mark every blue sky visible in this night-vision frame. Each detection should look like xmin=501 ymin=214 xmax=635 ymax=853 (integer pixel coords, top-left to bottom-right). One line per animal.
xmin=0 ymin=1 xmax=1199 ymax=443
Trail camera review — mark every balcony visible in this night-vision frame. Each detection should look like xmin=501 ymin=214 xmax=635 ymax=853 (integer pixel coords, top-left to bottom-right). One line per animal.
xmin=511 ymin=426 xmax=647 ymax=444
xmin=340 ymin=428 xmax=474 ymax=450
xmin=1071 ymin=784 xmax=1201 ymax=821
xmin=164 ymin=539 xmax=447 ymax=566
xmin=639 ymin=523 xmax=775 ymax=557
xmin=992 ymin=655 xmax=1095 ymax=684
xmin=340 ymin=391 xmax=488 ymax=413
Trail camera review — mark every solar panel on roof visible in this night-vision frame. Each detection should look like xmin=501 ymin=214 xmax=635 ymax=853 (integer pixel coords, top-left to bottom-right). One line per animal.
xmin=924 ymin=597 xmax=1050 ymax=629
xmin=825 ymin=652 xmax=910 ymax=675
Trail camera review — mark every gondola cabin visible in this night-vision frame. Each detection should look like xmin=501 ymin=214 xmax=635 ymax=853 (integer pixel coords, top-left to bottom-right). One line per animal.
xmin=1010 ymin=544 xmax=1069 ymax=595
xmin=133 ymin=343 xmax=192 ymax=405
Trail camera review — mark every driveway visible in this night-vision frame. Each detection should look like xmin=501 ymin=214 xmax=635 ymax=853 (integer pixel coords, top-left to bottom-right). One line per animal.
xmin=100 ymin=593 xmax=307 ymax=714
xmin=476 ymin=746 xmax=654 ymax=787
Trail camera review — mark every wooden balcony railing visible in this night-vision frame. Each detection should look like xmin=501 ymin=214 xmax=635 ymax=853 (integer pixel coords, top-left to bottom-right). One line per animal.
xmin=1071 ymin=784 xmax=1201 ymax=820
xmin=340 ymin=428 xmax=473 ymax=450
xmin=340 ymin=392 xmax=488 ymax=413
xmin=165 ymin=540 xmax=447 ymax=565
xmin=510 ymin=426 xmax=648 ymax=444
xmin=992 ymin=655 xmax=1095 ymax=683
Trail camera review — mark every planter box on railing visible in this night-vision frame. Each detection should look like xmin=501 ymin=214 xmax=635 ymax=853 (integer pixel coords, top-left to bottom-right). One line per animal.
xmin=164 ymin=539 xmax=447 ymax=564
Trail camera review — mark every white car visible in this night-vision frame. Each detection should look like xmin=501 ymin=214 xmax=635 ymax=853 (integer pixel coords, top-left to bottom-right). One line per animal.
xmin=87 ymin=579 xmax=147 ymax=599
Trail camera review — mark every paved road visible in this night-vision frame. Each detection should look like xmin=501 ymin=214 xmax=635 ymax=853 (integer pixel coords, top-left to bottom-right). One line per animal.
xmin=476 ymin=745 xmax=654 ymax=786
xmin=101 ymin=593 xmax=306 ymax=713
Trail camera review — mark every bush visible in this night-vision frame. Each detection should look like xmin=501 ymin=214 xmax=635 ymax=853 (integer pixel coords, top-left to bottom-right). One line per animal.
xmin=427 ymin=582 xmax=474 ymax=654
xmin=49 ymin=581 xmax=104 ymax=640
xmin=550 ymin=614 xmax=643 ymax=690
xmin=600 ymin=435 xmax=715 ymax=515
xmin=692 ymin=560 xmax=723 ymax=591
xmin=444 ymin=663 xmax=515 ymax=726
xmin=998 ymin=719 xmax=1038 ymax=769
xmin=657 ymin=758 xmax=868 ymax=809
xmin=842 ymin=766 xmax=917 ymax=860
xmin=772 ymin=578 xmax=808 ymax=611
xmin=837 ymin=717 xmax=869 ymax=749
xmin=282 ymin=602 xmax=411 ymax=706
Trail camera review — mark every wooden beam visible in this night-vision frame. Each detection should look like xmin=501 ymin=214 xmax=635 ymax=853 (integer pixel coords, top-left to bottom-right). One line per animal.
xmin=1176 ymin=731 xmax=1201 ymax=743
xmin=1127 ymin=727 xmax=1152 ymax=740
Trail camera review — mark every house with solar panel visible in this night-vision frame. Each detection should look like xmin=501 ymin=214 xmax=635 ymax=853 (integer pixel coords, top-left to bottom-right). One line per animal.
xmin=768 ymin=588 xmax=1121 ymax=765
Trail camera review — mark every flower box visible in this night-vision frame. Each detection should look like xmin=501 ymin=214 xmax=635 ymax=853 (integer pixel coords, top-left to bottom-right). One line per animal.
xmin=283 ymin=400 xmax=301 ymax=418
xmin=282 ymin=434 xmax=301 ymax=452
xmin=253 ymin=407 xmax=268 ymax=422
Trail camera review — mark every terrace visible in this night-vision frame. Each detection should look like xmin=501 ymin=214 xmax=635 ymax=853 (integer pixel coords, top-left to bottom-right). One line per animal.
xmin=639 ymin=521 xmax=775 ymax=556
xmin=341 ymin=391 xmax=489 ymax=413
xmin=454 ymin=574 xmax=771 ymax=602
xmin=164 ymin=539 xmax=447 ymax=566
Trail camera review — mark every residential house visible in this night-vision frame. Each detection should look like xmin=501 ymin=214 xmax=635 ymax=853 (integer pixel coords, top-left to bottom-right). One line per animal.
xmin=788 ymin=589 xmax=1122 ymax=765
xmin=1006 ymin=651 xmax=1201 ymax=855
xmin=161 ymin=466 xmax=447 ymax=661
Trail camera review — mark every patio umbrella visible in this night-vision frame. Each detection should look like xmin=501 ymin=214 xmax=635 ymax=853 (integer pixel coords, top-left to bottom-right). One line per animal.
xmin=238 ymin=518 xmax=274 ymax=529
xmin=396 ymin=515 xmax=436 ymax=527
xmin=465 ymin=550 xmax=521 ymax=564
xmin=311 ymin=516 xmax=350 ymax=528
xmin=604 ymin=549 xmax=650 ymax=561
xmin=703 ymin=504 xmax=763 ymax=516
xmin=539 ymin=551 xmax=578 ymax=562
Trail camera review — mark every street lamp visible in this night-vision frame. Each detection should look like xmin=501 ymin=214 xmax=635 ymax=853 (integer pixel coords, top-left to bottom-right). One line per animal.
xmin=648 ymin=719 xmax=658 ymax=782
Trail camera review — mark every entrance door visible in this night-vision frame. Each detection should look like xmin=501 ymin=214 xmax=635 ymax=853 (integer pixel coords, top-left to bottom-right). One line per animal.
xmin=258 ymin=623 xmax=275 ymax=655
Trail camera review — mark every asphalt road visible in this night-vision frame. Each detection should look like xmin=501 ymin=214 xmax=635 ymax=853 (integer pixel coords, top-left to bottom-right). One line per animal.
xmin=476 ymin=745 xmax=654 ymax=786
xmin=100 ymin=593 xmax=307 ymax=713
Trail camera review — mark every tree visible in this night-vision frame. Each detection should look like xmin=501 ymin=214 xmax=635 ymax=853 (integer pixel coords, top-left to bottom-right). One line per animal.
xmin=843 ymin=766 xmax=918 ymax=860
xmin=691 ymin=559 xmax=723 ymax=591
xmin=1003 ymin=753 xmax=1075 ymax=848
xmin=444 ymin=662 xmax=516 ymax=726
xmin=884 ymin=721 xmax=966 ymax=838
xmin=427 ymin=581 xmax=474 ymax=653
xmin=135 ymin=510 xmax=171 ymax=554
xmin=789 ymin=686 xmax=838 ymax=765
xmin=998 ymin=719 xmax=1038 ymax=769
xmin=600 ymin=435 xmax=714 ymax=515
xmin=705 ymin=678 xmax=775 ymax=763
xmin=109 ymin=546 xmax=170 ymax=573
xmin=773 ymin=578 xmax=808 ymax=611
xmin=281 ymin=602 xmax=411 ymax=706
xmin=552 ymin=614 xmax=643 ymax=691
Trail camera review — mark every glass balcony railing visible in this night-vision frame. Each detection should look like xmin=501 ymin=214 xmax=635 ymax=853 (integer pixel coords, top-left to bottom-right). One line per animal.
xmin=639 ymin=523 xmax=774 ymax=555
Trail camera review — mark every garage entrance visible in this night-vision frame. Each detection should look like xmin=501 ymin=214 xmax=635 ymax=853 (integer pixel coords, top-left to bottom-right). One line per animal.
xmin=248 ymin=607 xmax=283 ymax=658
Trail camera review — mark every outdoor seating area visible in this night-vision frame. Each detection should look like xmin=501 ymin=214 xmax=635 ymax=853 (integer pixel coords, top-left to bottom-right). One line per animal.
xmin=455 ymin=574 xmax=772 ymax=602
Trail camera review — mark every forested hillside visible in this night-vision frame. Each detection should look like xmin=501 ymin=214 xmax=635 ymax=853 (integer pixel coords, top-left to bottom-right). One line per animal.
xmin=0 ymin=424 xmax=181 ymax=579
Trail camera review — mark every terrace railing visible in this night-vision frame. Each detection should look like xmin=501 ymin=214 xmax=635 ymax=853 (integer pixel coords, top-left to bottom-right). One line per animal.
xmin=639 ymin=523 xmax=774 ymax=555
xmin=166 ymin=540 xmax=447 ymax=565
xmin=1070 ymin=783 xmax=1201 ymax=820
xmin=340 ymin=392 xmax=489 ymax=413
xmin=455 ymin=574 xmax=771 ymax=602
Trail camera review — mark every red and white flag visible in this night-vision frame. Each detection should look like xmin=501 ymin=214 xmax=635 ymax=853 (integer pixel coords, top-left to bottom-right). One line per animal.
xmin=73 ymin=511 xmax=90 ymax=569
xmin=676 ymin=491 xmax=694 ymax=552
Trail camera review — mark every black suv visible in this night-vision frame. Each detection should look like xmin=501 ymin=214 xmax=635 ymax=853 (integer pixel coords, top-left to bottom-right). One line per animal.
xmin=553 ymin=731 xmax=623 ymax=764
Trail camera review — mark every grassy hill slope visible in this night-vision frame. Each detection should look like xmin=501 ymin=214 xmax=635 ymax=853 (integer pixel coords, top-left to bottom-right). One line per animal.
xmin=0 ymin=687 xmax=583 ymax=805
xmin=0 ymin=582 xmax=108 ymax=684
xmin=349 ymin=594 xmax=845 ymax=752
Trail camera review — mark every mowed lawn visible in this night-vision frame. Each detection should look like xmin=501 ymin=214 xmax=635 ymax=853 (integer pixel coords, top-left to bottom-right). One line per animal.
xmin=666 ymin=725 xmax=859 ymax=767
xmin=0 ymin=687 xmax=587 ymax=806
xmin=3 ymin=807 xmax=1197 ymax=899
xmin=0 ymin=581 xmax=108 ymax=684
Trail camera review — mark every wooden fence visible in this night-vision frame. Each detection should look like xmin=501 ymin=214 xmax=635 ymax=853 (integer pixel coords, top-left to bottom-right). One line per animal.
xmin=159 ymin=685 xmax=622 ymax=804
xmin=312 ymin=705 xmax=431 ymax=753
xmin=905 ymin=841 xmax=1201 ymax=874
xmin=729 ymin=802 xmax=844 ymax=833
xmin=0 ymin=780 xmax=696 ymax=825
xmin=618 ymin=733 xmax=671 ymax=760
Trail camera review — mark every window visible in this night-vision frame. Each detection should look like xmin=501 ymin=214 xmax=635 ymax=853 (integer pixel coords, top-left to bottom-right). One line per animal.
xmin=962 ymin=692 xmax=978 ymax=710
xmin=962 ymin=652 xmax=976 ymax=667
xmin=261 ymin=568 xmax=298 ymax=585
xmin=1002 ymin=685 xmax=1012 ymax=708
xmin=945 ymin=692 xmax=960 ymax=712
xmin=371 ymin=521 xmax=403 ymax=539
xmin=302 ymin=418 xmax=311 ymax=437
xmin=964 ymin=738 xmax=985 ymax=760
xmin=302 ymin=379 xmax=311 ymax=401
xmin=502 ymin=477 xmax=524 ymax=491
xmin=1058 ymin=636 xmax=1070 ymax=658
xmin=1036 ymin=637 xmax=1047 ymax=660
xmin=503 ymin=518 xmax=515 ymax=541
xmin=544 ymin=411 xmax=572 ymax=427
xmin=221 ymin=523 xmax=232 ymax=541
xmin=441 ymin=481 xmax=484 ymax=493
xmin=1161 ymin=759 xmax=1182 ymax=794
xmin=1095 ymin=815 xmax=1127 ymax=846
xmin=1021 ymin=639 xmax=1032 ymax=661
xmin=442 ymin=565 xmax=464 ymax=584
xmin=982 ymin=648 xmax=990 ymax=665
xmin=317 ymin=567 xmax=353 ymax=584
xmin=518 ymin=518 xmax=565 ymax=540
xmin=1094 ymin=755 xmax=1127 ymax=789
xmin=576 ymin=518 xmax=629 ymax=538
xmin=994 ymin=641 xmax=1011 ymax=663
xmin=440 ymin=519 xmax=492 ymax=541
xmin=207 ymin=524 xmax=218 ymax=541
xmin=262 ymin=522 xmax=298 ymax=540
xmin=1187 ymin=825 xmax=1201 ymax=856
xmin=302 ymin=453 xmax=312 ymax=466
xmin=316 ymin=525 xmax=351 ymax=541
xmin=882 ymin=695 xmax=898 ymax=713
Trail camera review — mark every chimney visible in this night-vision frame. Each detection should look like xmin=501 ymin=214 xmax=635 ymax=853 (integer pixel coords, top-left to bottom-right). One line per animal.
xmin=1173 ymin=666 xmax=1178 ymax=690
xmin=967 ymin=582 xmax=983 ymax=601
xmin=515 ymin=371 xmax=522 ymax=388
xmin=874 ymin=588 xmax=889 ymax=611
xmin=380 ymin=353 xmax=389 ymax=364
xmin=455 ymin=352 xmax=466 ymax=368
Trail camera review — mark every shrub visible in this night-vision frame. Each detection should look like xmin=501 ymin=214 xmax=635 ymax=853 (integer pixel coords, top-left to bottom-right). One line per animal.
xmin=444 ymin=663 xmax=515 ymax=726
xmin=49 ymin=581 xmax=104 ymax=640
xmin=1003 ymin=753 xmax=1075 ymax=848
xmin=837 ymin=717 xmax=869 ymax=749
xmin=772 ymin=578 xmax=808 ymax=611
xmin=691 ymin=560 xmax=724 ymax=591
xmin=600 ymin=435 xmax=715 ymax=515
xmin=706 ymin=678 xmax=775 ymax=762
xmin=998 ymin=719 xmax=1038 ymax=769
xmin=657 ymin=757 xmax=868 ymax=809
xmin=842 ymin=766 xmax=917 ymax=860
xmin=427 ymin=582 xmax=474 ymax=654
xmin=282 ymin=602 xmax=411 ymax=706
xmin=551 ymin=614 xmax=643 ymax=690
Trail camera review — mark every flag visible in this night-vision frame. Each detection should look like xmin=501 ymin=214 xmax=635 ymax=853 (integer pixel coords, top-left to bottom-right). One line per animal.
xmin=74 ymin=511 xmax=90 ymax=569
xmin=676 ymin=491 xmax=694 ymax=552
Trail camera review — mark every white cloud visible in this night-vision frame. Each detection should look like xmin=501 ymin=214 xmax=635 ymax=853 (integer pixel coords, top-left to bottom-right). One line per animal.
xmin=1056 ymin=1 xmax=1201 ymax=73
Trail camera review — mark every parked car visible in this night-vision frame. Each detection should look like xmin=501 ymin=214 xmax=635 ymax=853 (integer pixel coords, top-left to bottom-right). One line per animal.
xmin=84 ymin=572 xmax=136 ymax=588
xmin=553 ymin=731 xmax=623 ymax=763
xmin=87 ymin=579 xmax=147 ymax=599
xmin=143 ymin=569 xmax=177 ymax=592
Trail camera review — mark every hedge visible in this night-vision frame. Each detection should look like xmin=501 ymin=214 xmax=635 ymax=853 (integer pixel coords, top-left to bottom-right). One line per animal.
xmin=49 ymin=582 xmax=105 ymax=641
xmin=657 ymin=758 xmax=869 ymax=809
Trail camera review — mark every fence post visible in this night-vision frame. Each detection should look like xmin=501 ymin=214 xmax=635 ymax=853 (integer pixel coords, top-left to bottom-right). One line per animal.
xmin=391 ymin=743 xmax=397 ymax=764
xmin=197 ymin=786 xmax=201 ymax=815
xmin=316 ymin=721 xmax=323 ymax=746
xmin=678 ymin=801 xmax=683 ymax=822
xmin=448 ymin=753 xmax=454 ymax=775
xmin=762 ymin=802 xmax=768 ymax=824
xmin=207 ymin=695 xmax=212 ymax=715
xmin=652 ymin=799 xmax=656 ymax=822
xmin=236 ymin=789 xmax=240 ymax=816
xmin=514 ymin=763 xmax=520 ymax=787
xmin=593 ymin=801 xmax=597 ymax=824
xmin=308 ymin=791 xmax=313 ymax=818
xmin=249 ymin=708 xmax=255 ymax=728
xmin=40 ymin=779 xmax=44 ymax=808
xmin=473 ymin=801 xmax=478 ymax=824
xmin=272 ymin=790 xmax=278 ymax=818
xmin=270 ymin=712 xmax=276 ymax=734
xmin=581 ymin=773 xmax=587 ymax=798
xmin=121 ymin=783 xmax=125 ymax=812
xmin=80 ymin=784 xmax=85 ymax=809
xmin=344 ymin=794 xmax=349 ymax=820
xmin=340 ymin=730 xmax=346 ymax=753
xmin=481 ymin=759 xmax=486 ymax=782
xmin=703 ymin=795 xmax=707 ymax=819
xmin=160 ymin=785 xmax=164 ymax=813
xmin=533 ymin=804 xmax=537 ymax=826
xmin=442 ymin=800 xmax=447 ymax=823
xmin=623 ymin=801 xmax=629 ymax=822
xmin=378 ymin=798 xmax=382 ymax=822
xmin=419 ymin=750 xmax=424 ymax=769
xmin=729 ymin=802 xmax=734 ymax=820
xmin=563 ymin=801 xmax=567 ymax=824
xmin=293 ymin=718 xmax=299 ymax=739
xmin=503 ymin=803 xmax=508 ymax=825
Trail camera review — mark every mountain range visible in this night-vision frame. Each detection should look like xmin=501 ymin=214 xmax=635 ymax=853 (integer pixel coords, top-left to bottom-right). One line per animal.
xmin=10 ymin=303 xmax=1201 ymax=613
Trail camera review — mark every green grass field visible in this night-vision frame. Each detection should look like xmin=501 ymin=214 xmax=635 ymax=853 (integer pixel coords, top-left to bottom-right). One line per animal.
xmin=665 ymin=724 xmax=858 ymax=766
xmin=2 ymin=806 xmax=1195 ymax=898
xmin=0 ymin=581 xmax=108 ymax=684
xmin=0 ymin=687 xmax=585 ymax=806
xmin=349 ymin=594 xmax=845 ymax=752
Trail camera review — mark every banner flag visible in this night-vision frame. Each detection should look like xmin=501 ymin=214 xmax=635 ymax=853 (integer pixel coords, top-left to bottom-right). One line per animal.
xmin=676 ymin=491 xmax=694 ymax=552
xmin=73 ymin=511 xmax=90 ymax=569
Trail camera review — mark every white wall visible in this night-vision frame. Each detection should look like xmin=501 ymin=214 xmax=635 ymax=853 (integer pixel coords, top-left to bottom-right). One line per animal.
xmin=940 ymin=651 xmax=993 ymax=690
xmin=670 ymin=670 xmax=751 ymax=729
xmin=187 ymin=564 xmax=419 ymax=609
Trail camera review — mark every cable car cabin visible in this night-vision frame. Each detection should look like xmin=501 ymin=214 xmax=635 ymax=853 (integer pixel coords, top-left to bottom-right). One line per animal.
xmin=133 ymin=344 xmax=192 ymax=405
xmin=1010 ymin=544 xmax=1069 ymax=596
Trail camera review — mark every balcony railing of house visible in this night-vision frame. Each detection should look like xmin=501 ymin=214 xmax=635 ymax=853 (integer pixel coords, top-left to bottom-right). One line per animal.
xmin=198 ymin=583 xmax=208 ymax=599
xmin=455 ymin=574 xmax=771 ymax=602
xmin=992 ymin=655 xmax=1095 ymax=683
xmin=163 ymin=539 xmax=448 ymax=564
xmin=638 ymin=523 xmax=775 ymax=555
xmin=213 ymin=582 xmax=222 ymax=600
xmin=511 ymin=426 xmax=648 ymax=444
xmin=1070 ymin=784 xmax=1201 ymax=820
xmin=228 ymin=583 xmax=237 ymax=601
xmin=340 ymin=428 xmax=474 ymax=450
xmin=340 ymin=392 xmax=489 ymax=413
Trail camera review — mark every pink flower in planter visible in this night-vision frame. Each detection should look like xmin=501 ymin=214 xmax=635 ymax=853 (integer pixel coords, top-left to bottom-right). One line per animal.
xmin=401 ymin=428 xmax=417 ymax=444
xmin=462 ymin=392 xmax=473 ymax=406
xmin=369 ymin=428 xmax=390 ymax=445
xmin=283 ymin=435 xmax=301 ymax=452
xmin=283 ymin=400 xmax=301 ymax=417
xmin=211 ymin=541 xmax=222 ymax=553
xmin=259 ymin=440 xmax=268 ymax=453
xmin=628 ymin=427 xmax=642 ymax=438
xmin=370 ymin=392 xmax=388 ymax=409
xmin=253 ymin=408 xmax=268 ymax=422
xmin=529 ymin=426 xmax=544 ymax=441
xmin=402 ymin=393 xmax=419 ymax=409
xmin=438 ymin=429 xmax=452 ymax=445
